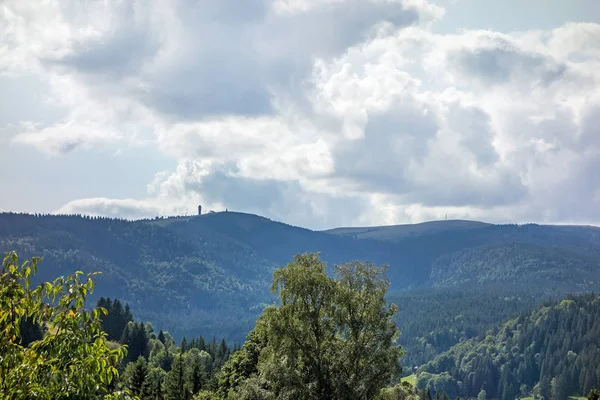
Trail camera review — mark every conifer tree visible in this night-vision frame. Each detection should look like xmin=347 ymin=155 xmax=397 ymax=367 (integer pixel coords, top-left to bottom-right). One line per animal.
xmin=126 ymin=356 xmax=151 ymax=398
xmin=185 ymin=349 xmax=208 ymax=396
xmin=181 ymin=337 xmax=188 ymax=352
xmin=165 ymin=355 xmax=188 ymax=400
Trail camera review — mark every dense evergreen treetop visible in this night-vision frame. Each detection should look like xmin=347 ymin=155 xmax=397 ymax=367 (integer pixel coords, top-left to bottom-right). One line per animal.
xmin=417 ymin=293 xmax=600 ymax=399
xmin=390 ymin=283 xmax=553 ymax=367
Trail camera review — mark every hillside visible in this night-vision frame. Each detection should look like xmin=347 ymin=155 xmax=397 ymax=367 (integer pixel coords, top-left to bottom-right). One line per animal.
xmin=1 ymin=212 xmax=600 ymax=361
xmin=417 ymin=294 xmax=600 ymax=399
xmin=390 ymin=283 xmax=551 ymax=367
xmin=324 ymin=219 xmax=490 ymax=241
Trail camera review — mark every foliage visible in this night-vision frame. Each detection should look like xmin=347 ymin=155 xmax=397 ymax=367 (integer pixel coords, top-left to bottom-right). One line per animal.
xmin=214 ymin=317 xmax=269 ymax=398
xmin=390 ymin=283 xmax=550 ymax=367
xmin=5 ymin=211 xmax=600 ymax=398
xmin=122 ymin=357 xmax=151 ymax=398
xmin=216 ymin=253 xmax=403 ymax=400
xmin=377 ymin=382 xmax=421 ymax=400
xmin=164 ymin=354 xmax=187 ymax=400
xmin=0 ymin=251 xmax=126 ymax=399
xmin=121 ymin=321 xmax=151 ymax=363
xmin=418 ymin=294 xmax=600 ymax=399
xmin=98 ymin=297 xmax=133 ymax=341
xmin=107 ymin=312 xmax=233 ymax=399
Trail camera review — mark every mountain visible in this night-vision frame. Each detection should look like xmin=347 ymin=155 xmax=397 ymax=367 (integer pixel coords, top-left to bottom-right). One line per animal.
xmin=1 ymin=211 xmax=600 ymax=363
xmin=389 ymin=283 xmax=551 ymax=367
xmin=416 ymin=294 xmax=600 ymax=399
xmin=324 ymin=219 xmax=490 ymax=242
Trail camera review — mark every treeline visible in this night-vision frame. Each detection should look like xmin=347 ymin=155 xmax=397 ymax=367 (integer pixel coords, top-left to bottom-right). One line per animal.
xmin=96 ymin=297 xmax=236 ymax=398
xmin=0 ymin=211 xmax=190 ymax=222
xmin=0 ymin=212 xmax=273 ymax=343
xmin=118 ymin=329 xmax=235 ymax=399
xmin=1 ymin=250 xmax=420 ymax=400
xmin=417 ymin=294 xmax=600 ymax=399
xmin=390 ymin=283 xmax=550 ymax=368
xmin=5 ymin=249 xmax=600 ymax=400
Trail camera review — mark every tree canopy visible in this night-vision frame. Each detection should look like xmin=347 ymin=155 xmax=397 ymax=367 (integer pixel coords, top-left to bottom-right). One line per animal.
xmin=216 ymin=252 xmax=404 ymax=399
xmin=0 ymin=251 xmax=126 ymax=399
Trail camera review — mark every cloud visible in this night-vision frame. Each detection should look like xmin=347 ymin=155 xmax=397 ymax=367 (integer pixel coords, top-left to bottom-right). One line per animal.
xmin=446 ymin=32 xmax=568 ymax=87
xmin=3 ymin=0 xmax=600 ymax=227
xmin=13 ymin=120 xmax=121 ymax=154
xmin=4 ymin=0 xmax=428 ymax=125
xmin=547 ymin=22 xmax=600 ymax=59
xmin=56 ymin=159 xmax=366 ymax=229
xmin=56 ymin=198 xmax=165 ymax=220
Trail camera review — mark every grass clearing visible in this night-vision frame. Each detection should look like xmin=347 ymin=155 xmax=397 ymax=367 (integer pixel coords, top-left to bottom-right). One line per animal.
xmin=401 ymin=374 xmax=417 ymax=386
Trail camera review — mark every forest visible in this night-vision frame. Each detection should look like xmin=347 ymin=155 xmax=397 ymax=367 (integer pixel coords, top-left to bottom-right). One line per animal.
xmin=1 ymin=251 xmax=414 ymax=399
xmin=1 ymin=212 xmax=599 ymax=351
xmin=416 ymin=294 xmax=600 ymax=399
xmin=3 ymin=211 xmax=600 ymax=399
xmin=3 ymin=249 xmax=600 ymax=399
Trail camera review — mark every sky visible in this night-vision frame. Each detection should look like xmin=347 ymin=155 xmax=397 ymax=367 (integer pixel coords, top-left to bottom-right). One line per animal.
xmin=1 ymin=0 xmax=600 ymax=230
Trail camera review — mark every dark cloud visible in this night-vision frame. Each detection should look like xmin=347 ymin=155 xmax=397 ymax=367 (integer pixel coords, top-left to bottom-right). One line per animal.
xmin=532 ymin=149 xmax=600 ymax=223
xmin=140 ymin=64 xmax=274 ymax=119
xmin=448 ymin=38 xmax=567 ymax=86
xmin=259 ymin=1 xmax=420 ymax=59
xmin=405 ymin=171 xmax=528 ymax=208
xmin=329 ymin=96 xmax=526 ymax=208
xmin=331 ymin=102 xmax=438 ymax=194
xmin=579 ymin=104 xmax=600 ymax=149
xmin=42 ymin=0 xmax=420 ymax=120
xmin=191 ymin=168 xmax=283 ymax=211
xmin=182 ymin=167 xmax=366 ymax=229
xmin=49 ymin=1 xmax=159 ymax=78
xmin=447 ymin=105 xmax=499 ymax=166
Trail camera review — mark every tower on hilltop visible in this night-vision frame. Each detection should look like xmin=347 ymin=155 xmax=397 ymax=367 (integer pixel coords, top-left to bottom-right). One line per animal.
xmin=198 ymin=205 xmax=202 ymax=216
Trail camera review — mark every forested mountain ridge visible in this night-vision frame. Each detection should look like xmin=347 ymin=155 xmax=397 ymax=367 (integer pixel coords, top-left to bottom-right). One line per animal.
xmin=1 ymin=211 xmax=600 ymax=364
xmin=389 ymin=283 xmax=553 ymax=368
xmin=417 ymin=294 xmax=600 ymax=399
xmin=324 ymin=219 xmax=490 ymax=241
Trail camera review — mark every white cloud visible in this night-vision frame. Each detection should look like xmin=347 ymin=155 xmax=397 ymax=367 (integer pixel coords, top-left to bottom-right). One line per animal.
xmin=2 ymin=0 xmax=600 ymax=227
xmin=56 ymin=198 xmax=165 ymax=220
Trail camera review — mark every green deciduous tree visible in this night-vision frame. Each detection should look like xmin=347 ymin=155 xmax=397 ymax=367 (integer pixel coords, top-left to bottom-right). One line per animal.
xmin=214 ymin=317 xmax=269 ymax=398
xmin=0 ymin=251 xmax=127 ymax=399
xmin=217 ymin=252 xmax=403 ymax=400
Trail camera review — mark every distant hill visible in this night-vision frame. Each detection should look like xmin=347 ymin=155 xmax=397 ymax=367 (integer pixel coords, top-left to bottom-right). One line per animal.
xmin=324 ymin=219 xmax=490 ymax=241
xmin=1 ymin=211 xmax=600 ymax=360
xmin=417 ymin=294 xmax=600 ymax=399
